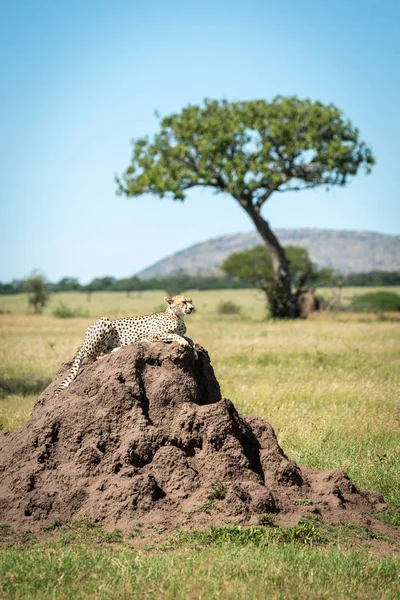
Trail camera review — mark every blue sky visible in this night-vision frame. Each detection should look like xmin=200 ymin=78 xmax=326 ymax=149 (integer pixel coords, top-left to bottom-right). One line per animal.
xmin=1 ymin=0 xmax=399 ymax=283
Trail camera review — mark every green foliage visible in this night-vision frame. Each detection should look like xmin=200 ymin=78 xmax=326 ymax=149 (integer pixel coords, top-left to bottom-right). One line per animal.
xmin=208 ymin=480 xmax=227 ymax=500
xmin=216 ymin=300 xmax=242 ymax=315
xmin=2 ymin=271 xmax=400 ymax=296
xmin=52 ymin=303 xmax=89 ymax=318
xmin=84 ymin=276 xmax=117 ymax=292
xmin=349 ymin=291 xmax=400 ymax=313
xmin=222 ymin=245 xmax=274 ymax=287
xmin=222 ymin=245 xmax=335 ymax=291
xmin=258 ymin=513 xmax=276 ymax=526
xmin=343 ymin=271 xmax=400 ymax=286
xmin=0 ymin=279 xmax=24 ymax=295
xmin=0 ymin=274 xmax=253 ymax=295
xmin=24 ymin=271 xmax=50 ymax=314
xmin=198 ymin=500 xmax=215 ymax=514
xmin=52 ymin=277 xmax=81 ymax=292
xmin=222 ymin=244 xmax=336 ymax=316
xmin=117 ymin=96 xmax=374 ymax=202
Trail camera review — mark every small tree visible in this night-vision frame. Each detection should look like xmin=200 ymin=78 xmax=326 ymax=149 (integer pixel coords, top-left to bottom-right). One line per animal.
xmin=222 ymin=245 xmax=336 ymax=316
xmin=25 ymin=272 xmax=50 ymax=314
xmin=117 ymin=96 xmax=374 ymax=318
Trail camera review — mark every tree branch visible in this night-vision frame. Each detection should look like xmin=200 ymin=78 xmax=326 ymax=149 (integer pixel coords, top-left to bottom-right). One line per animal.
xmin=275 ymin=183 xmax=321 ymax=193
xmin=255 ymin=188 xmax=273 ymax=209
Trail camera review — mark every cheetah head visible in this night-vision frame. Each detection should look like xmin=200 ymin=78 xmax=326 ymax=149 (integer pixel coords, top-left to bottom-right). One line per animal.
xmin=165 ymin=295 xmax=194 ymax=316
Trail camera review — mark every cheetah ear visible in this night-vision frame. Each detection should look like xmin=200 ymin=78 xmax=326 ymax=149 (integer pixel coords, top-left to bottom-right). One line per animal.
xmin=164 ymin=297 xmax=173 ymax=305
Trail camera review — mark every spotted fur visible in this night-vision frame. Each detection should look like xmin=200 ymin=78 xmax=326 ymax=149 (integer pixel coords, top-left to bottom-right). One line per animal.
xmin=54 ymin=295 xmax=196 ymax=395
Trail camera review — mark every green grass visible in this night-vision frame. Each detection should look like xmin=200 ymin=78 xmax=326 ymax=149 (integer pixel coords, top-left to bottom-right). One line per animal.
xmin=1 ymin=289 xmax=400 ymax=598
xmin=1 ymin=532 xmax=399 ymax=599
xmin=1 ymin=520 xmax=399 ymax=599
xmin=372 ymin=509 xmax=400 ymax=528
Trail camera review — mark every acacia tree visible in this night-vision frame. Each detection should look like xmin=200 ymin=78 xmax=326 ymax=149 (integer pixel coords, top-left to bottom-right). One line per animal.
xmin=116 ymin=96 xmax=374 ymax=317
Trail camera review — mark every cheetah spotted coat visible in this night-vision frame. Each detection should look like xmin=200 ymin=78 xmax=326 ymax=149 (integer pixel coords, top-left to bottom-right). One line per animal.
xmin=54 ymin=295 xmax=196 ymax=395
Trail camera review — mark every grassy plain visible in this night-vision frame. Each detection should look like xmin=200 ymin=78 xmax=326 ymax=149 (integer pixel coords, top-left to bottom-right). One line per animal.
xmin=1 ymin=289 xmax=400 ymax=599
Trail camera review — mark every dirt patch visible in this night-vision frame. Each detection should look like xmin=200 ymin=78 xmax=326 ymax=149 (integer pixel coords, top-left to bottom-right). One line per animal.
xmin=0 ymin=343 xmax=392 ymax=534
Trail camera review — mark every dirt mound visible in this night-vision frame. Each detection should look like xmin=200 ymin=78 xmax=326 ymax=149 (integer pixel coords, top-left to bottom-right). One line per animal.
xmin=0 ymin=343 xmax=388 ymax=533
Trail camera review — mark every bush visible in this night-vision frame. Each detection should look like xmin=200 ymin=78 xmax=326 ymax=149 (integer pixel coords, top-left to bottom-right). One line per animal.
xmin=52 ymin=303 xmax=89 ymax=318
xmin=25 ymin=272 xmax=50 ymax=314
xmin=216 ymin=300 xmax=242 ymax=315
xmin=349 ymin=291 xmax=400 ymax=313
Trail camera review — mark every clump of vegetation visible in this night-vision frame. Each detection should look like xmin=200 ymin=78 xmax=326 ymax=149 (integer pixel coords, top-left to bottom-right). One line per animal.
xmin=216 ymin=300 xmax=242 ymax=315
xmin=208 ymin=480 xmax=227 ymax=500
xmin=292 ymin=499 xmax=314 ymax=506
xmin=25 ymin=272 xmax=50 ymax=314
xmin=168 ymin=523 xmax=324 ymax=548
xmin=52 ymin=303 xmax=89 ymax=318
xmin=349 ymin=291 xmax=400 ymax=313
xmin=258 ymin=512 xmax=276 ymax=526
xmin=40 ymin=517 xmax=124 ymax=544
xmin=198 ymin=500 xmax=215 ymax=514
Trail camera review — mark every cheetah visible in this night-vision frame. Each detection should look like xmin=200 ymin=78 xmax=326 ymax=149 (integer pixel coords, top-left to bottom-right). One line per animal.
xmin=54 ymin=295 xmax=197 ymax=395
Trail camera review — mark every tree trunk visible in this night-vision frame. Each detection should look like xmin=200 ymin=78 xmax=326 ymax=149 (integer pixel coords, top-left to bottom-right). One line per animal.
xmin=243 ymin=203 xmax=298 ymax=318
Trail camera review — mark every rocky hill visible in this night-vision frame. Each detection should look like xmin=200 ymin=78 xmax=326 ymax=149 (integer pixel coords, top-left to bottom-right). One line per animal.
xmin=137 ymin=229 xmax=400 ymax=278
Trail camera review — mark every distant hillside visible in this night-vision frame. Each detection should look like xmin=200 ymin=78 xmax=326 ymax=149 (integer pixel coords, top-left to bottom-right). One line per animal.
xmin=137 ymin=229 xmax=400 ymax=279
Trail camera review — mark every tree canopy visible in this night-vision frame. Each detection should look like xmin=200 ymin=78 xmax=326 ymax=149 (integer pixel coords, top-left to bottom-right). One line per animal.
xmin=117 ymin=96 xmax=374 ymax=205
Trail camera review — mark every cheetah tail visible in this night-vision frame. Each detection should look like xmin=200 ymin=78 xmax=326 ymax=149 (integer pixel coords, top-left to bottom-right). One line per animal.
xmin=54 ymin=346 xmax=85 ymax=396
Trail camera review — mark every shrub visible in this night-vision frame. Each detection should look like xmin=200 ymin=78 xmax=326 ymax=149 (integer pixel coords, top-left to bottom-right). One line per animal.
xmin=52 ymin=303 xmax=89 ymax=318
xmin=216 ymin=300 xmax=241 ymax=315
xmin=349 ymin=291 xmax=400 ymax=313
xmin=25 ymin=272 xmax=50 ymax=314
